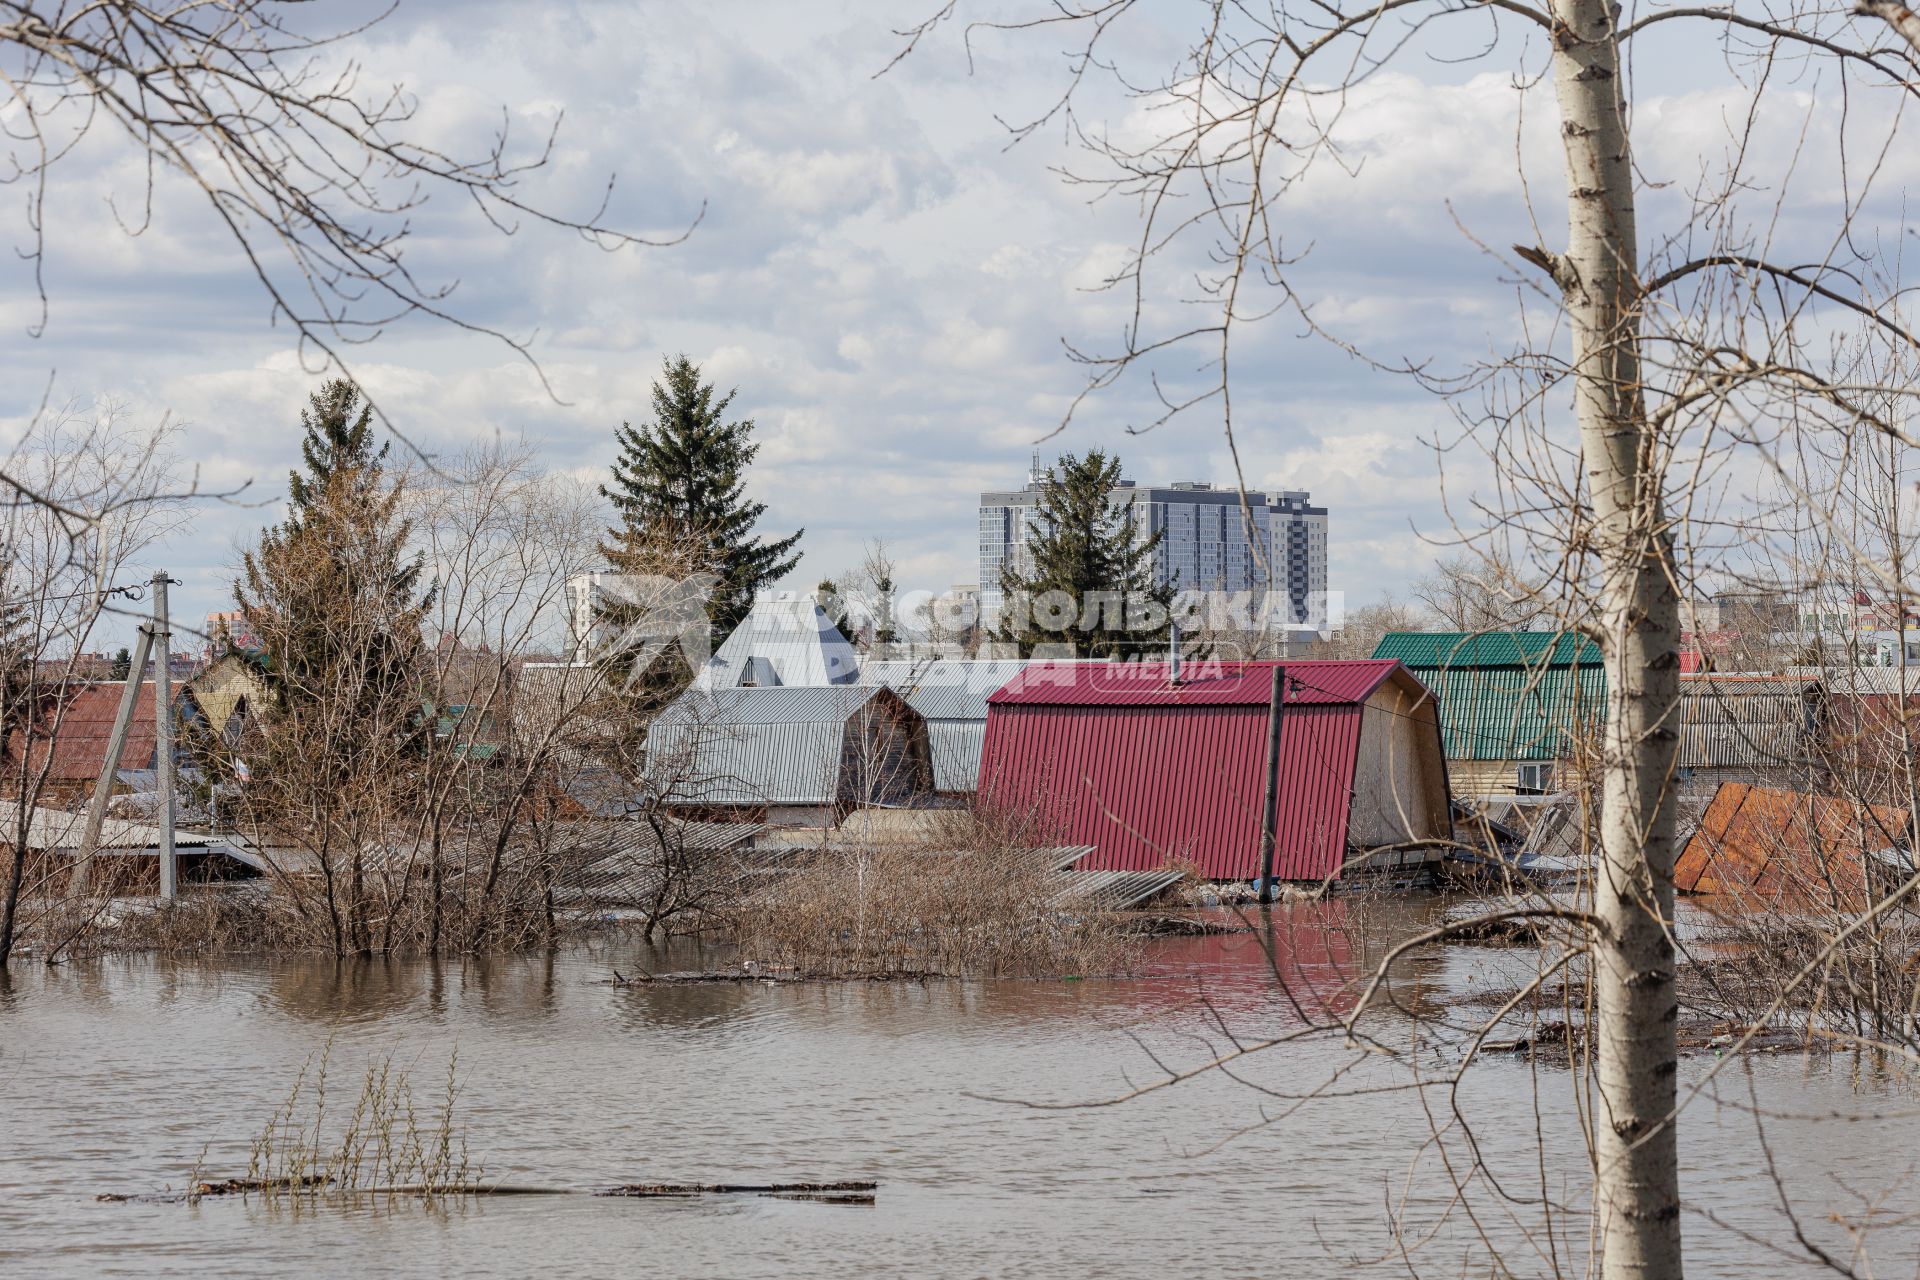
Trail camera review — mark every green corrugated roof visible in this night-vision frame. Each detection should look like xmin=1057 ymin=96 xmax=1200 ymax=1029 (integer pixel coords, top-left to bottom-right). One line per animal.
xmin=1413 ymin=666 xmax=1606 ymax=760
xmin=1372 ymin=632 xmax=1606 ymax=760
xmin=1371 ymin=631 xmax=1602 ymax=667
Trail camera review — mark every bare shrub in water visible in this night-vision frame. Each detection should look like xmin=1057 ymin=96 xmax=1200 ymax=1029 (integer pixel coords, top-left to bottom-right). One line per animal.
xmin=1683 ymin=912 xmax=1920 ymax=1048
xmin=728 ymin=803 xmax=1138 ymax=978
xmin=0 ymin=408 xmax=186 ymax=969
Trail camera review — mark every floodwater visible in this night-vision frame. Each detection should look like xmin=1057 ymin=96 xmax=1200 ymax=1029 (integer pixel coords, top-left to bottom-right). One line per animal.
xmin=3 ymin=898 xmax=1918 ymax=1277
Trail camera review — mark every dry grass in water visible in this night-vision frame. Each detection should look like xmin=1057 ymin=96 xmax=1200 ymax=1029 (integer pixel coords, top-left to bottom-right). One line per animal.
xmin=728 ymin=809 xmax=1139 ymax=979
xmin=34 ymin=861 xmax=609 ymax=961
xmin=214 ymin=1041 xmax=480 ymax=1203
xmin=57 ymin=887 xmax=301 ymax=957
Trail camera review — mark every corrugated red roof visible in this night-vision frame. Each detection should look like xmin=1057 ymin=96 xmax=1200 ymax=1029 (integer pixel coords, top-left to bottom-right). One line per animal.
xmin=980 ymin=660 xmax=1433 ymax=880
xmin=1674 ymin=781 xmax=1909 ymax=901
xmin=8 ymin=683 xmax=162 ymax=784
xmin=988 ymin=659 xmax=1400 ymax=708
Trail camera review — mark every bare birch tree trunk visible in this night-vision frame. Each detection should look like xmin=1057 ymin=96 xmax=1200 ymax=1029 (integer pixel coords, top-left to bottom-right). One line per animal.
xmin=1547 ymin=0 xmax=1683 ymax=1274
xmin=1858 ymin=1 xmax=1920 ymax=53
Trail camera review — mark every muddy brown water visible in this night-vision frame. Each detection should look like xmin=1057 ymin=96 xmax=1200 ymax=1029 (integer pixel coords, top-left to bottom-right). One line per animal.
xmin=2 ymin=897 xmax=1917 ymax=1277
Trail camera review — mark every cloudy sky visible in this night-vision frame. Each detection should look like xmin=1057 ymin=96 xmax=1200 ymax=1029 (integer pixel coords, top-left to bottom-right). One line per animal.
xmin=2 ymin=0 xmax=1909 ymax=648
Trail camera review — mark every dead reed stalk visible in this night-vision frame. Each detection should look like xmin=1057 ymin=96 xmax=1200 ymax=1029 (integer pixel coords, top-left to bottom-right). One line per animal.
xmin=230 ymin=1041 xmax=479 ymax=1203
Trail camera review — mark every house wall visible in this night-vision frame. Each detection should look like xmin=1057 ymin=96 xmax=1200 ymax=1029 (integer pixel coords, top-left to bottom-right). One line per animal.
xmin=1347 ymin=678 xmax=1451 ymax=867
xmin=1451 ymin=759 xmax=1511 ymax=796
xmin=768 ymin=804 xmax=837 ymax=827
xmin=1825 ymin=691 xmax=1920 ymax=801
xmin=1676 ymin=764 xmax=1824 ymax=800
xmin=980 ymin=703 xmax=1269 ymax=876
xmin=191 ymin=660 xmax=266 ymax=741
xmin=1448 ymin=758 xmax=1554 ymax=797
xmin=979 ymin=698 xmax=1369 ymax=880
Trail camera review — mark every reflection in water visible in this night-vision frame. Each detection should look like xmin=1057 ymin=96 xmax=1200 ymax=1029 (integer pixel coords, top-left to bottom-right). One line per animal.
xmin=0 ymin=898 xmax=1912 ymax=1277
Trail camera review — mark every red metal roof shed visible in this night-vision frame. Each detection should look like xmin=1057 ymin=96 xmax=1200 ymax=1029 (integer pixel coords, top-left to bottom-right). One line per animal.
xmin=980 ymin=659 xmax=1450 ymax=881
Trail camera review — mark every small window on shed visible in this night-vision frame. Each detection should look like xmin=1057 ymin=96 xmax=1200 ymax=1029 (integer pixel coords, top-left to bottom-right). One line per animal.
xmin=1516 ymin=762 xmax=1554 ymax=795
xmin=741 ymin=656 xmax=781 ymax=687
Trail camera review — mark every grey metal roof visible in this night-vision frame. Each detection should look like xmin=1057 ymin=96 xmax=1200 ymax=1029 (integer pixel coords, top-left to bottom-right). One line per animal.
xmin=548 ymin=820 xmax=765 ymax=906
xmin=648 ymin=686 xmax=914 ymax=806
xmin=656 ymin=685 xmax=892 ymax=726
xmin=1049 ymin=869 xmax=1184 ymax=910
xmin=1678 ymin=677 xmax=1821 ymax=769
xmin=649 ymin=722 xmax=845 ymax=805
xmin=0 ymin=800 xmax=216 ymax=851
xmin=691 ymin=593 xmax=859 ymax=690
xmin=859 ymin=659 xmax=1031 ymax=721
xmin=1789 ymin=666 xmax=1920 ymax=696
xmin=861 ymin=659 xmax=1036 ymax=792
xmin=927 ymin=721 xmax=985 ymax=793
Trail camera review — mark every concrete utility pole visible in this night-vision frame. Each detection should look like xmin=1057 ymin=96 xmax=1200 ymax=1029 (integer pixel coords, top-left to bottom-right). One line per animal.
xmin=152 ymin=572 xmax=176 ymax=900
xmin=66 ymin=624 xmax=154 ymax=896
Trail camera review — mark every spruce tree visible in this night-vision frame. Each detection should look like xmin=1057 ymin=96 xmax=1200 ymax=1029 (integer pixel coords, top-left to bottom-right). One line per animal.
xmin=601 ymin=356 xmax=802 ymax=642
xmin=237 ymin=379 xmax=432 ymax=717
xmin=997 ymin=450 xmax=1171 ymax=659
xmin=0 ymin=588 xmax=28 ymax=767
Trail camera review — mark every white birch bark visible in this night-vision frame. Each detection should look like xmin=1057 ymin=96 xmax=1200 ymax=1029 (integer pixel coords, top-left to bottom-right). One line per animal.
xmin=1857 ymin=1 xmax=1920 ymax=54
xmin=1545 ymin=0 xmax=1684 ymax=1274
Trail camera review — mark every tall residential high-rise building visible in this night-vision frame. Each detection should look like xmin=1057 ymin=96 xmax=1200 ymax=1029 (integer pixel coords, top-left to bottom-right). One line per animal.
xmin=978 ymin=461 xmax=1330 ymax=631
xmin=1267 ymin=488 xmax=1330 ymax=630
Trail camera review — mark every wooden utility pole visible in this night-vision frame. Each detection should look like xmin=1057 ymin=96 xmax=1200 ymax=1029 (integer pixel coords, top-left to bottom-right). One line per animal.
xmin=1256 ymin=664 xmax=1286 ymax=904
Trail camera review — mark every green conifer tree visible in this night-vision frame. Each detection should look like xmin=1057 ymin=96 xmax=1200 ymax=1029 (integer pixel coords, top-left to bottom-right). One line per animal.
xmin=0 ymin=588 xmax=28 ymax=766
xmin=237 ymin=379 xmax=433 ymax=718
xmin=997 ymin=450 xmax=1172 ymax=659
xmin=601 ymin=356 xmax=802 ymax=643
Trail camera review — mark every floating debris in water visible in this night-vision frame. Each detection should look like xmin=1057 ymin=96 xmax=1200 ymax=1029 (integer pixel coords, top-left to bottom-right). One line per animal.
xmin=598 ymin=1180 xmax=877 ymax=1205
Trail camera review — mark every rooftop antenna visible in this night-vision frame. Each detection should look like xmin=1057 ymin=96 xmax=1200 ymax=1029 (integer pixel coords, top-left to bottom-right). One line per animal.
xmin=1028 ymin=450 xmax=1044 ymax=487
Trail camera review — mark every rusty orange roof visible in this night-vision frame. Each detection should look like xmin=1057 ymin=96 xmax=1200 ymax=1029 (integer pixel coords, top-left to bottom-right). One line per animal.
xmin=1674 ymin=782 xmax=1909 ymax=903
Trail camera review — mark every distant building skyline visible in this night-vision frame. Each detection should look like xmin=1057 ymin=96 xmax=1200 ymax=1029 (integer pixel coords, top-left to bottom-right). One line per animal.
xmin=978 ymin=461 xmax=1329 ymax=632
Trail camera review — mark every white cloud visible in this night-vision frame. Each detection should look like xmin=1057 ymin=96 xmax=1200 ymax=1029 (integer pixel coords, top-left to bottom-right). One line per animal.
xmin=0 ymin=0 xmax=1908 ymax=639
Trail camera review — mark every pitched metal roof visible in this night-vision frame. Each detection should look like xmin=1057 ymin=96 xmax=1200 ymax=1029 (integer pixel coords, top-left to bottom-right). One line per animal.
xmin=0 ymin=799 xmax=216 ymax=850
xmin=859 ymin=659 xmax=1030 ymax=720
xmin=859 ymin=660 xmax=1034 ymax=792
xmin=1049 ymin=868 xmax=1185 ymax=909
xmin=1366 ymin=632 xmax=1605 ymax=763
xmin=548 ymin=820 xmax=766 ymax=906
xmin=647 ymin=685 xmax=925 ymax=806
xmin=1677 ymin=675 xmax=1821 ymax=769
xmin=8 ymin=683 xmax=169 ymax=782
xmin=1681 ymin=673 xmax=1821 ymax=692
xmin=1674 ymin=782 xmax=1909 ymax=899
xmin=1371 ymin=631 xmax=1603 ymax=667
xmin=656 ymin=685 xmax=893 ymax=726
xmin=977 ymin=660 xmax=1451 ymax=880
xmin=690 ymin=593 xmax=859 ymax=690
xmin=647 ymin=719 xmax=849 ymax=806
xmin=1790 ymin=666 xmax=1920 ymax=696
xmin=1413 ymin=665 xmax=1605 ymax=761
xmin=987 ymin=659 xmax=1400 ymax=708
xmin=926 ymin=721 xmax=985 ymax=793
